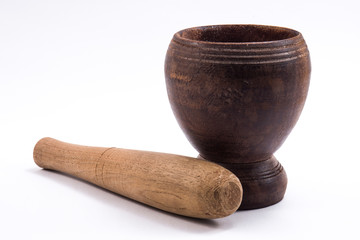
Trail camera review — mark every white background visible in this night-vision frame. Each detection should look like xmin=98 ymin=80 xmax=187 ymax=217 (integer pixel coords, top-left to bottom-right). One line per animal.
xmin=1 ymin=0 xmax=359 ymax=239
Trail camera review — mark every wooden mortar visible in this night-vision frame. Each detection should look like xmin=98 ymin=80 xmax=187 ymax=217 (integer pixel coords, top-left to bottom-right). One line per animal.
xmin=165 ymin=24 xmax=311 ymax=209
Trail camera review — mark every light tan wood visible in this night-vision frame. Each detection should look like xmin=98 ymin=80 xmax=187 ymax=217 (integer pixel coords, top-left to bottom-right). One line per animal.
xmin=33 ymin=137 xmax=242 ymax=219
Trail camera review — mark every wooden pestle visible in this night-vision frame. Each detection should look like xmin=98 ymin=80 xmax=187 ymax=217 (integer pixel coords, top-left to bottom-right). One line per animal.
xmin=33 ymin=137 xmax=242 ymax=219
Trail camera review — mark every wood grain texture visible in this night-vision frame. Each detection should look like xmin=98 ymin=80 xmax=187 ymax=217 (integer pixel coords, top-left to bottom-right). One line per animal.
xmin=33 ymin=137 xmax=242 ymax=219
xmin=165 ymin=24 xmax=311 ymax=209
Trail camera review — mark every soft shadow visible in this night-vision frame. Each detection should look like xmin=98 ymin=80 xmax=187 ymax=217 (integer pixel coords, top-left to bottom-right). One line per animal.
xmin=226 ymin=195 xmax=290 ymax=230
xmin=27 ymin=168 xmax=232 ymax=233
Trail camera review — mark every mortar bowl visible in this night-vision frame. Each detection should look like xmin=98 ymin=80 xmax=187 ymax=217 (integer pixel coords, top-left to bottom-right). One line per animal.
xmin=165 ymin=24 xmax=311 ymax=209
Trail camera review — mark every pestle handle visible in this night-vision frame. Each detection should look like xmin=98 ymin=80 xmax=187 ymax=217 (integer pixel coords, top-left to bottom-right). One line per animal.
xmin=33 ymin=137 xmax=242 ymax=219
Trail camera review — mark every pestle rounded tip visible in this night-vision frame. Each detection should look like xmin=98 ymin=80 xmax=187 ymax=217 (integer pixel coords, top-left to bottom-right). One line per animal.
xmin=204 ymin=172 xmax=242 ymax=219
xmin=216 ymin=176 xmax=242 ymax=217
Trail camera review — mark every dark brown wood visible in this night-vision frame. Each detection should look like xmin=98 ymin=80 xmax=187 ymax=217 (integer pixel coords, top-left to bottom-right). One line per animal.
xmin=165 ymin=24 xmax=311 ymax=209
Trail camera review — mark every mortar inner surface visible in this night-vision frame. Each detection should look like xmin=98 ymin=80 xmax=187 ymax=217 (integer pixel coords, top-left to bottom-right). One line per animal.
xmin=179 ymin=25 xmax=299 ymax=43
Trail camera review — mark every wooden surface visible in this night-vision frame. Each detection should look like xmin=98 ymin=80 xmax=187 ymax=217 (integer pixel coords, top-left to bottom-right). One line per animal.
xmin=165 ymin=25 xmax=311 ymax=209
xmin=33 ymin=137 xmax=242 ymax=219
